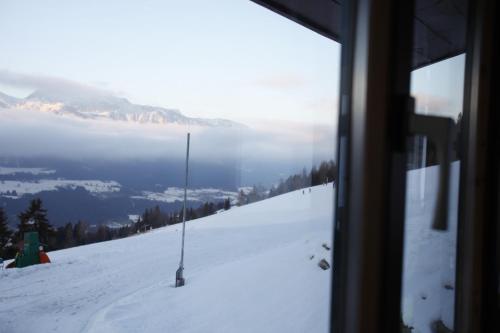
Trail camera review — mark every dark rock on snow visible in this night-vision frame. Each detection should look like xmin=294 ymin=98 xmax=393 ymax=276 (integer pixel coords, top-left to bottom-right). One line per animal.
xmin=318 ymin=258 xmax=330 ymax=270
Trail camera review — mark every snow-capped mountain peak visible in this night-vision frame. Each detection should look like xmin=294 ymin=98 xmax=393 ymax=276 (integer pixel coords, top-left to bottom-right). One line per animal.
xmin=1 ymin=88 xmax=243 ymax=128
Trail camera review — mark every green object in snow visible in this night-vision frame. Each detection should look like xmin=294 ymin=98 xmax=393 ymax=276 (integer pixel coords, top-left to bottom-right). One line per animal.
xmin=16 ymin=232 xmax=41 ymax=268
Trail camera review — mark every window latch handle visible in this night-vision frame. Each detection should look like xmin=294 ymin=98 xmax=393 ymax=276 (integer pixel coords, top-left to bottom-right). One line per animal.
xmin=409 ymin=111 xmax=455 ymax=231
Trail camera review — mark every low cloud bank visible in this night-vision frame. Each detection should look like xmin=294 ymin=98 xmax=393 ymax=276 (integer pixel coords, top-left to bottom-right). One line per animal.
xmin=0 ymin=107 xmax=336 ymax=172
xmin=0 ymin=69 xmax=114 ymax=99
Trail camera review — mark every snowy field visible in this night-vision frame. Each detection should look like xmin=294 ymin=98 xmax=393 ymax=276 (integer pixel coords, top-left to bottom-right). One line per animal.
xmin=132 ymin=187 xmax=239 ymax=204
xmin=0 ymin=179 xmax=121 ymax=198
xmin=0 ymin=185 xmax=335 ymax=333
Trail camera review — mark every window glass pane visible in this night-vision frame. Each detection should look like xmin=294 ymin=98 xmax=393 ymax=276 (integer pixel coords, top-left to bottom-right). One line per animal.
xmin=401 ymin=1 xmax=468 ymax=331
xmin=0 ymin=1 xmax=339 ymax=332
xmin=403 ymin=55 xmax=464 ymax=332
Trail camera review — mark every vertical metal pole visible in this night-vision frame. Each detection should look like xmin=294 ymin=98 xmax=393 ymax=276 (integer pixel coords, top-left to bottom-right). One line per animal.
xmin=176 ymin=132 xmax=190 ymax=287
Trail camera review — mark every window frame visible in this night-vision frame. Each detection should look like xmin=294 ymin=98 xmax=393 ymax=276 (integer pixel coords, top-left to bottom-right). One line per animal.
xmin=251 ymin=0 xmax=499 ymax=332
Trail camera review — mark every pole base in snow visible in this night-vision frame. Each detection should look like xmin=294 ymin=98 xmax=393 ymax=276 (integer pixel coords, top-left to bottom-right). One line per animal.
xmin=175 ymin=267 xmax=185 ymax=287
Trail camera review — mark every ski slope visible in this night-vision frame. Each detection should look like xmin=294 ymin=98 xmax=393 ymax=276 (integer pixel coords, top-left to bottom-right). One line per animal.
xmin=0 ymin=185 xmax=335 ymax=333
xmin=0 ymin=162 xmax=459 ymax=333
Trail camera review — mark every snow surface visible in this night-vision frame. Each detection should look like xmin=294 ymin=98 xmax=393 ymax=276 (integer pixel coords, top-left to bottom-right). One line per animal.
xmin=0 ymin=163 xmax=459 ymax=333
xmin=401 ymin=162 xmax=460 ymax=333
xmin=127 ymin=215 xmax=140 ymax=223
xmin=0 ymin=179 xmax=121 ymax=198
xmin=0 ymin=184 xmax=334 ymax=333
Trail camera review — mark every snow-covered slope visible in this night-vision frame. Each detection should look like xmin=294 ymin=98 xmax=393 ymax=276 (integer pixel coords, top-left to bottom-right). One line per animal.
xmin=401 ymin=162 xmax=460 ymax=332
xmin=0 ymin=163 xmax=459 ymax=333
xmin=0 ymin=184 xmax=335 ymax=333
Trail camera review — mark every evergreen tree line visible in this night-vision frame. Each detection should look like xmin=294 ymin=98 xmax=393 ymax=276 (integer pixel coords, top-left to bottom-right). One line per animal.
xmin=0 ymin=160 xmax=336 ymax=260
xmin=0 ymin=197 xmax=232 ymax=260
xmin=137 ymin=198 xmax=231 ymax=231
xmin=238 ymin=160 xmax=337 ymax=205
xmin=0 ymin=198 xmax=58 ymax=259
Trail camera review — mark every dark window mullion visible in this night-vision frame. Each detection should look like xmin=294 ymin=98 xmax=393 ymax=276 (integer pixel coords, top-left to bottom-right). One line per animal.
xmin=334 ymin=1 xmax=414 ymax=332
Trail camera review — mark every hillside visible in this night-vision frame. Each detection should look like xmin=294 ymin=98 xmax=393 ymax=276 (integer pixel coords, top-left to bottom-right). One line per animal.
xmin=0 ymin=184 xmax=335 ymax=333
xmin=0 ymin=160 xmax=243 ymax=228
xmin=0 ymin=162 xmax=459 ymax=333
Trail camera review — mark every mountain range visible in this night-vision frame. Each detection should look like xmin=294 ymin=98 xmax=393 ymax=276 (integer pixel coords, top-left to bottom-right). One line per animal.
xmin=0 ymin=85 xmax=246 ymax=227
xmin=0 ymin=89 xmax=242 ymax=128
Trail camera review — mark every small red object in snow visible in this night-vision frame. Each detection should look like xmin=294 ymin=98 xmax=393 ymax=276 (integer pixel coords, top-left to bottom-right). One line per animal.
xmin=39 ymin=251 xmax=51 ymax=264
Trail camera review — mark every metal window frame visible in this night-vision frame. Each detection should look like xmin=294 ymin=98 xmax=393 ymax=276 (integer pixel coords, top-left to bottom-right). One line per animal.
xmin=456 ymin=0 xmax=500 ymax=332
xmin=250 ymin=0 xmax=499 ymax=332
xmin=333 ymin=1 xmax=414 ymax=332
xmin=334 ymin=0 xmax=500 ymax=331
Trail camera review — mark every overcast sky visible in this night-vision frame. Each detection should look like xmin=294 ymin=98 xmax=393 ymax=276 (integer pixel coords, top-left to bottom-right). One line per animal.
xmin=0 ymin=0 xmax=465 ymax=179
xmin=0 ymin=0 xmax=340 ymax=127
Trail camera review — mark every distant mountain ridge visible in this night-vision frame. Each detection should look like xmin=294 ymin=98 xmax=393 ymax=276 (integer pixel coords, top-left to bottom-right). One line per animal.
xmin=0 ymin=89 xmax=243 ymax=128
xmin=0 ymin=91 xmax=20 ymax=108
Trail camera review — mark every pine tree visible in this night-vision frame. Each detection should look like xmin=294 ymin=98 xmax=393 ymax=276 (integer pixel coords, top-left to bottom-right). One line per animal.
xmin=237 ymin=190 xmax=247 ymax=206
xmin=141 ymin=208 xmax=151 ymax=230
xmin=74 ymin=220 xmax=88 ymax=245
xmin=202 ymin=202 xmax=211 ymax=217
xmin=55 ymin=226 xmax=66 ymax=249
xmin=96 ymin=225 xmax=110 ymax=242
xmin=0 ymin=207 xmax=12 ymax=258
xmin=224 ymin=197 xmax=231 ymax=210
xmin=17 ymin=198 xmax=55 ymax=248
xmin=310 ymin=166 xmax=319 ymax=186
xmin=63 ymin=222 xmax=75 ymax=248
xmin=301 ymin=167 xmax=310 ymax=187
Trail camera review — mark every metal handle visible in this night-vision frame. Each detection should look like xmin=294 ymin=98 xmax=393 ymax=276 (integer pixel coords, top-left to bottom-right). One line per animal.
xmin=409 ymin=113 xmax=455 ymax=231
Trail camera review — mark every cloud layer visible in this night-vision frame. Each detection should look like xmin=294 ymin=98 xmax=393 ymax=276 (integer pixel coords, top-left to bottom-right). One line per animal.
xmin=253 ymin=73 xmax=308 ymax=90
xmin=0 ymin=106 xmax=335 ymax=166
xmin=0 ymin=69 xmax=116 ymax=100
xmin=0 ymin=71 xmax=337 ymax=181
